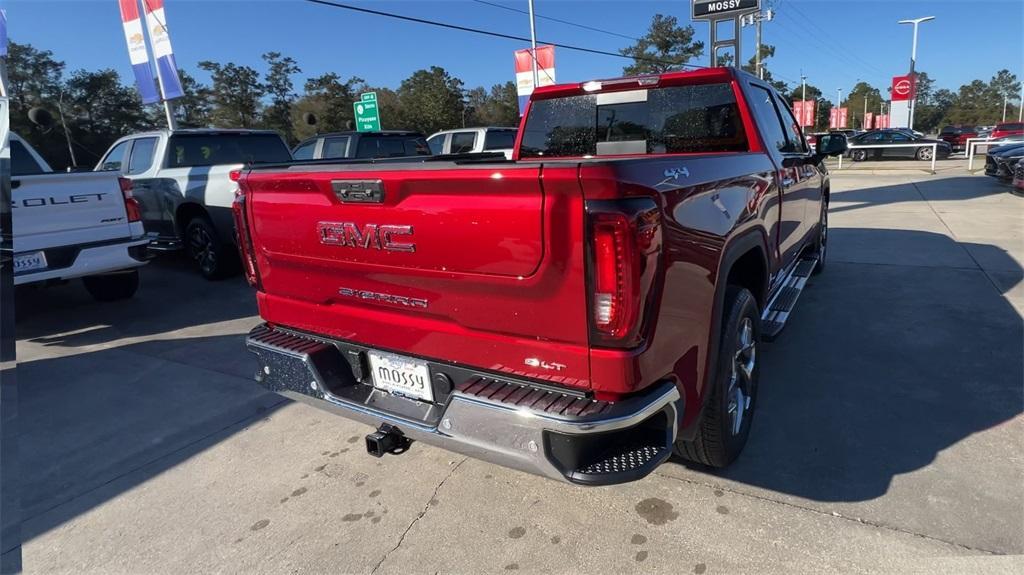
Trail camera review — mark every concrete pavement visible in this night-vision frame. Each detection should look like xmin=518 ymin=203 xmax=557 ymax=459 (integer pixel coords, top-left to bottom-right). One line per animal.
xmin=9 ymin=165 xmax=1023 ymax=574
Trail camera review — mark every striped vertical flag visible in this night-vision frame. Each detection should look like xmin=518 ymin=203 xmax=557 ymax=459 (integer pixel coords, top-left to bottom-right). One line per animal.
xmin=514 ymin=46 xmax=556 ymax=116
xmin=142 ymin=0 xmax=184 ymax=100
xmin=119 ymin=0 xmax=160 ymax=104
xmin=0 ymin=10 xmax=8 ymax=57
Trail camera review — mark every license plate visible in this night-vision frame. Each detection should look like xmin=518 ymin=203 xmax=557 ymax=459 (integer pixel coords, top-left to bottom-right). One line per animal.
xmin=367 ymin=351 xmax=434 ymax=403
xmin=13 ymin=251 xmax=48 ymax=274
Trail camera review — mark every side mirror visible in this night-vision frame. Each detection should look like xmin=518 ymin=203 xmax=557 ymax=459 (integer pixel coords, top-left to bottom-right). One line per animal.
xmin=815 ymin=133 xmax=848 ymax=157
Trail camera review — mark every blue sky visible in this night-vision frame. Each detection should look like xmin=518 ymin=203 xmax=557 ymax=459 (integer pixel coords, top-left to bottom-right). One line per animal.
xmin=6 ymin=0 xmax=1024 ymax=106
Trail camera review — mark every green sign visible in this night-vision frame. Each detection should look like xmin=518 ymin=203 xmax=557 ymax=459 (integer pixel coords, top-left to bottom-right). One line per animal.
xmin=354 ymin=92 xmax=381 ymax=132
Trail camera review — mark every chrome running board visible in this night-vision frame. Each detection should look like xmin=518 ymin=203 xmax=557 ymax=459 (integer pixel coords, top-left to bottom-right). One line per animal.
xmin=761 ymin=256 xmax=818 ymax=341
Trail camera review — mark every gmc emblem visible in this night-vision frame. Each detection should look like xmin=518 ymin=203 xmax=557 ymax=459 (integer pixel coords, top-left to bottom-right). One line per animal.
xmin=318 ymin=222 xmax=416 ymax=253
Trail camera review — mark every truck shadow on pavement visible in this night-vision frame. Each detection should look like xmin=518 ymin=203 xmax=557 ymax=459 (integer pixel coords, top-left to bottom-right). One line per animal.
xmin=15 ymin=333 xmax=284 ymax=544
xmin=828 ymin=176 xmax=1010 ymax=214
xmin=676 ymin=229 xmax=1022 ymax=504
xmin=15 ymin=255 xmax=257 ymax=347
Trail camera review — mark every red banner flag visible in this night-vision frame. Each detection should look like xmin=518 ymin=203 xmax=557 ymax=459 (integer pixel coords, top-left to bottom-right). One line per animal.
xmin=864 ymin=112 xmax=874 ymax=130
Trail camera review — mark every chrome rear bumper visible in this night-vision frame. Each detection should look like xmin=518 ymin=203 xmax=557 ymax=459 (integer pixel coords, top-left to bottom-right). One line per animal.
xmin=246 ymin=324 xmax=681 ymax=485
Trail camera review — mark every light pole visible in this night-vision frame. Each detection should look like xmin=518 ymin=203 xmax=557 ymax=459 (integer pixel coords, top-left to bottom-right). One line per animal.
xmin=836 ymin=88 xmax=843 ymax=128
xmin=898 ymin=16 xmax=935 ymax=130
xmin=527 ymin=0 xmax=539 ymax=89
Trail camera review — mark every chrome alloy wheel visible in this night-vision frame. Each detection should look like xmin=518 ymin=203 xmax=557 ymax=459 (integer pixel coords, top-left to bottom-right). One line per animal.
xmin=727 ymin=317 xmax=756 ymax=436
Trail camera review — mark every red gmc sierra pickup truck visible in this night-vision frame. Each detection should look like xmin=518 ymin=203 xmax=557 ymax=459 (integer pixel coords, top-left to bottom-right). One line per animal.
xmin=235 ymin=67 xmax=847 ymax=486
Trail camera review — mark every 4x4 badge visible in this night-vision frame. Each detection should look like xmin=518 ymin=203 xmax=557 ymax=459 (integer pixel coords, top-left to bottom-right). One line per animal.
xmin=664 ymin=167 xmax=690 ymax=180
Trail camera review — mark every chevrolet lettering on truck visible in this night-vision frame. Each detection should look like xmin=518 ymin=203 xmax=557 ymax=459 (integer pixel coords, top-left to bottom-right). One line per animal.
xmin=236 ymin=68 xmax=847 ymax=485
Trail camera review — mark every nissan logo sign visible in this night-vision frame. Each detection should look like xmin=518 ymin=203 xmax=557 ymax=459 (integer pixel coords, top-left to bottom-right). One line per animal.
xmin=894 ymin=80 xmax=912 ymax=96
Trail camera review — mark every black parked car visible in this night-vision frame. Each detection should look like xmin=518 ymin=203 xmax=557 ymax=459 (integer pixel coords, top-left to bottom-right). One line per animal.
xmin=848 ymin=130 xmax=952 ymax=161
xmin=984 ymin=143 xmax=1024 ymax=181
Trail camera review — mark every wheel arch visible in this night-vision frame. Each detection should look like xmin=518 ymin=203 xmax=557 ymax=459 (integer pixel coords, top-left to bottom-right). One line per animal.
xmin=678 ymin=230 xmax=770 ymax=440
xmin=175 ymin=202 xmax=211 ymax=239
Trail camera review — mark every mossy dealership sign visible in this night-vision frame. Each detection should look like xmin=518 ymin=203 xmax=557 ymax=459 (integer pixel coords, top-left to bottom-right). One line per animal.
xmin=692 ymin=0 xmax=760 ymax=20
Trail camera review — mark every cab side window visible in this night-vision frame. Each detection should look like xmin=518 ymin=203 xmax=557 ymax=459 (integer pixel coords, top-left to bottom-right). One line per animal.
xmin=775 ymin=95 xmax=809 ymax=154
xmin=99 ymin=140 xmax=131 ymax=172
xmin=749 ymin=86 xmax=788 ymax=153
xmin=127 ymin=137 xmax=158 ymax=175
xmin=292 ymin=140 xmax=317 ymax=160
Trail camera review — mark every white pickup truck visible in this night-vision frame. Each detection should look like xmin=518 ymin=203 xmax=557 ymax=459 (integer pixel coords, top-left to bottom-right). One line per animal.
xmin=426 ymin=127 xmax=518 ymax=159
xmin=10 ymin=134 xmax=149 ymax=300
xmin=96 ymin=129 xmax=292 ymax=279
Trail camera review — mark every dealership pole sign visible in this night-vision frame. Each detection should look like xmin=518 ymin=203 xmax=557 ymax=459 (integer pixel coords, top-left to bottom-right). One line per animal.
xmin=692 ymin=0 xmax=760 ymax=19
xmin=889 ymin=74 xmax=916 ymax=129
xmin=692 ymin=1 xmax=760 ymax=68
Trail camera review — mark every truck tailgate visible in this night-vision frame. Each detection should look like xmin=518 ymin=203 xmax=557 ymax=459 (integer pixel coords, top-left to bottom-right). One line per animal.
xmin=12 ymin=172 xmax=134 ymax=252
xmin=244 ymin=162 xmax=593 ymax=389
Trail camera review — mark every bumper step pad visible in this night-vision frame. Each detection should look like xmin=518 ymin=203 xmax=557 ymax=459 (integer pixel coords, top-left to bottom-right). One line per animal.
xmin=456 ymin=377 xmax=613 ymax=418
xmin=574 ymin=443 xmax=667 ymax=477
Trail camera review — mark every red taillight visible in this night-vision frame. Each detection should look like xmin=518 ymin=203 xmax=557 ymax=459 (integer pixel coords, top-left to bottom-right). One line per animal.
xmin=592 ymin=214 xmax=636 ymax=338
xmin=118 ymin=177 xmax=142 ymax=223
xmin=588 ymin=200 xmax=661 ymax=347
xmin=231 ymin=175 xmax=261 ymax=289
xmin=229 ymin=169 xmax=241 ymax=182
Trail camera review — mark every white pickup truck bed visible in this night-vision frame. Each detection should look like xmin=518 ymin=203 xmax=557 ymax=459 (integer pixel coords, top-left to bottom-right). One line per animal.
xmin=10 ymin=134 xmax=148 ymax=298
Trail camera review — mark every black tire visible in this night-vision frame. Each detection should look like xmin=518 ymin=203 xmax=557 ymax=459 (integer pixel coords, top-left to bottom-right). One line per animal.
xmin=916 ymin=147 xmax=933 ymax=161
xmin=185 ymin=215 xmax=239 ymax=281
xmin=813 ymin=201 xmax=828 ymax=275
xmin=674 ymin=286 xmax=760 ymax=468
xmin=83 ymin=270 xmax=140 ymax=302
xmin=851 ymin=149 xmax=868 ymax=162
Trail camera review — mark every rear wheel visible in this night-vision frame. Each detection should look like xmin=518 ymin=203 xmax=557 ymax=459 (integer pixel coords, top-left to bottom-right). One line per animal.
xmin=185 ymin=215 xmax=238 ymax=280
xmin=83 ymin=270 xmax=140 ymax=302
xmin=851 ymin=149 xmax=868 ymax=162
xmin=674 ymin=287 xmax=760 ymax=468
xmin=916 ymin=147 xmax=934 ymax=161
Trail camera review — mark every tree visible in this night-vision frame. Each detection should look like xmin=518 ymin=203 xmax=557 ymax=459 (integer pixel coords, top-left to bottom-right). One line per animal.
xmin=989 ymin=69 xmax=1021 ymax=120
xmin=465 ymin=81 xmax=519 ymax=127
xmin=198 ymin=60 xmax=265 ymax=128
xmin=59 ymin=69 xmax=152 ymax=167
xmin=943 ymin=79 xmax=1000 ymax=125
xmin=845 ymin=81 xmax=883 ymax=129
xmin=261 ymin=52 xmax=301 ymax=142
xmin=173 ymin=69 xmax=213 ymax=128
xmin=914 ymin=83 xmax=956 ymax=133
xmin=394 ymin=67 xmax=465 ymax=134
xmin=291 ymin=72 xmax=363 ymax=140
xmin=6 ymin=41 xmax=67 ymax=165
xmin=787 ymin=83 xmax=830 ymax=130
xmin=740 ymin=44 xmax=787 ymax=93
xmin=914 ymin=71 xmax=936 ymax=105
xmin=620 ymin=14 xmax=704 ymax=75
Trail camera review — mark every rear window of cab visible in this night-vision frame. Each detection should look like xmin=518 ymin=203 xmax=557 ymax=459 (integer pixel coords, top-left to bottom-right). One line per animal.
xmin=519 ymin=83 xmax=748 ymax=158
